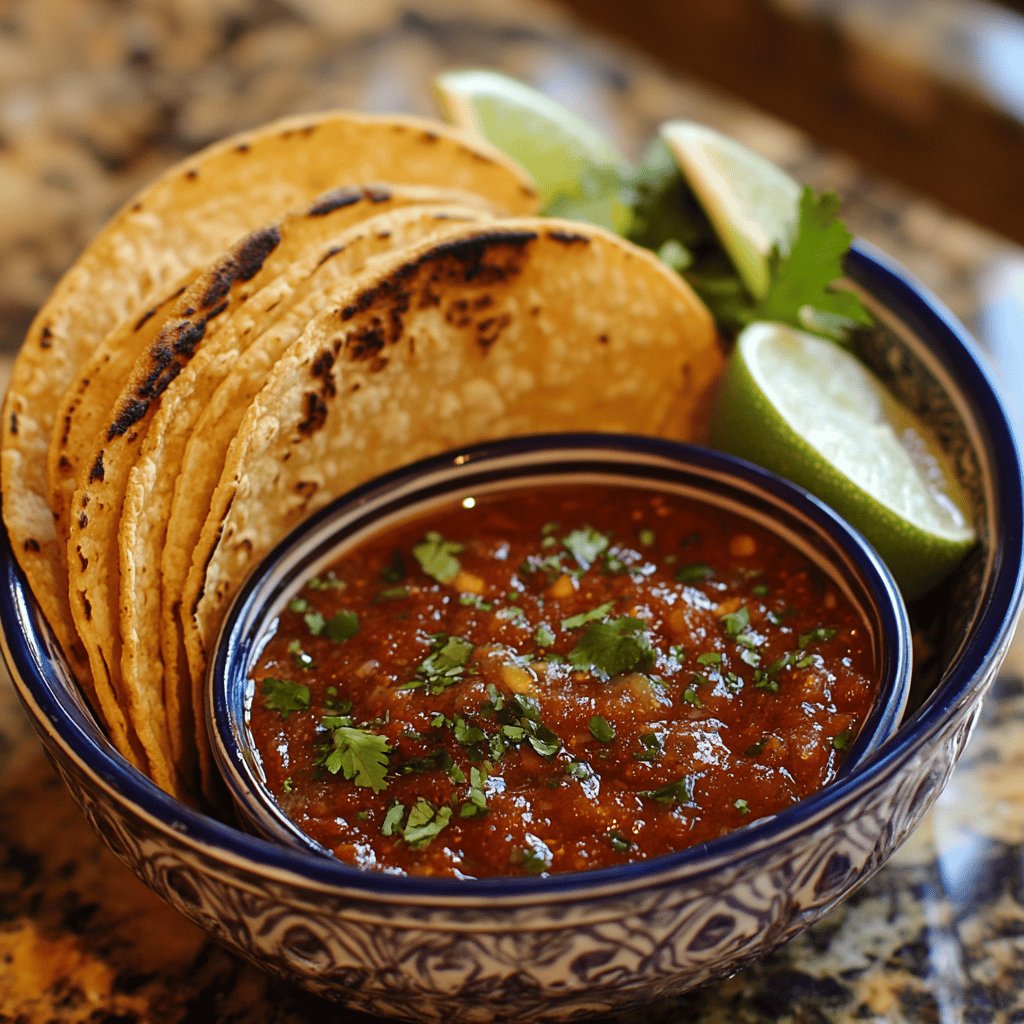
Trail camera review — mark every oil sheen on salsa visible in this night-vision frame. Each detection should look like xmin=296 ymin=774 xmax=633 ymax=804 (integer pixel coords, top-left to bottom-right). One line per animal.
xmin=248 ymin=483 xmax=876 ymax=878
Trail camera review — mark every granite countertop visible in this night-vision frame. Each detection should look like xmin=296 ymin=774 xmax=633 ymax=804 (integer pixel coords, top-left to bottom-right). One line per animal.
xmin=2 ymin=1 xmax=1023 ymax=1021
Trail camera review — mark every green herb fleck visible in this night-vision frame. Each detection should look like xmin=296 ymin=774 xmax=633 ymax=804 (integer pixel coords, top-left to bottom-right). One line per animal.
xmin=287 ymin=639 xmax=315 ymax=671
xmin=720 ymin=606 xmax=750 ymax=637
xmin=634 ymin=732 xmax=663 ymax=763
xmin=696 ymin=651 xmax=724 ymax=666
xmin=638 ymin=527 xmax=656 ymax=547
xmin=568 ymin=616 xmax=655 ymax=678
xmin=403 ymin=798 xmax=453 ymax=848
xmin=734 ymin=798 xmax=750 ymax=815
xmin=561 ymin=600 xmax=616 ymax=631
xmin=799 ymin=626 xmax=838 ymax=649
xmin=609 ymin=829 xmax=631 ymax=853
xmin=676 ymin=563 xmax=714 ymax=584
xmin=832 ymin=728 xmax=853 ymax=752
xmin=307 ymin=572 xmax=347 ymax=591
xmin=562 ymin=527 xmax=610 ymax=569
xmin=589 ymin=715 xmax=616 ymax=743
xmin=381 ymin=802 xmax=405 ymax=836
xmin=261 ymin=677 xmax=310 ymax=720
xmin=534 ymin=623 xmax=556 ymax=648
xmin=287 ymin=596 xmax=309 ymax=614
xmin=412 ymin=531 xmax=464 ymax=584
xmin=638 ymin=777 xmax=693 ymax=805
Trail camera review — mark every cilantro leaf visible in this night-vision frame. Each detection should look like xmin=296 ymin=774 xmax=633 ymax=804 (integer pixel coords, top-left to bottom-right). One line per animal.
xmin=756 ymin=188 xmax=873 ymax=335
xmin=402 ymin=633 xmax=475 ymax=694
xmin=381 ymin=802 xmax=405 ymax=836
xmin=561 ymin=600 xmax=615 ymax=631
xmin=260 ymin=677 xmax=310 ymax=720
xmin=589 ymin=715 xmax=616 ymax=743
xmin=568 ymin=616 xmax=655 ymax=678
xmin=638 ymin=776 xmax=693 ymax=805
xmin=562 ymin=527 xmax=609 ymax=569
xmin=403 ymin=798 xmax=453 ymax=848
xmin=413 ymin=531 xmax=463 ymax=584
xmin=321 ymin=723 xmax=391 ymax=792
xmin=323 ymin=610 xmax=359 ymax=642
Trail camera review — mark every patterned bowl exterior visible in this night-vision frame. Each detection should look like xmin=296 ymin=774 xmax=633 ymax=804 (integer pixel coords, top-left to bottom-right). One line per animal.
xmin=210 ymin=437 xmax=913 ymax=859
xmin=1 ymin=242 xmax=1022 ymax=1023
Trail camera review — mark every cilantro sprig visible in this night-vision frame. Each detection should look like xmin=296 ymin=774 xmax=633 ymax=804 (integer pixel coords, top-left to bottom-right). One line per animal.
xmin=319 ymin=716 xmax=391 ymax=792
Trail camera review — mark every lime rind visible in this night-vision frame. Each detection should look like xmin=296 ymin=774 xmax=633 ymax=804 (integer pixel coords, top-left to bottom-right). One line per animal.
xmin=659 ymin=121 xmax=801 ymax=300
xmin=710 ymin=322 xmax=975 ymax=598
xmin=434 ymin=69 xmax=632 ymax=232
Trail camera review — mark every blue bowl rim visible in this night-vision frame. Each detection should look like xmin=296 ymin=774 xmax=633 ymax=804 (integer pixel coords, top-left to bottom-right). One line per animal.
xmin=2 ymin=239 xmax=1022 ymax=904
xmin=209 ymin=433 xmax=912 ymax=863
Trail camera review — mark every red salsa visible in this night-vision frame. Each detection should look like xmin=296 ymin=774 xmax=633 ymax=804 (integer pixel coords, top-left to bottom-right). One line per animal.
xmin=248 ymin=483 xmax=876 ymax=877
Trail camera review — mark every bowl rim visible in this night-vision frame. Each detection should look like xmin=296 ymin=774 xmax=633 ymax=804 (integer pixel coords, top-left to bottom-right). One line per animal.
xmin=209 ymin=433 xmax=912 ymax=865
xmin=2 ymin=239 xmax=1022 ymax=906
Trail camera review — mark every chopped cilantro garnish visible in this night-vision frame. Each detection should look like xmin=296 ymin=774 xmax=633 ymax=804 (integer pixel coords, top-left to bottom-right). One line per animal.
xmin=402 ymin=633 xmax=475 ymax=693
xmin=696 ymin=651 xmax=724 ymax=666
xmin=676 ymin=563 xmax=714 ymax=584
xmin=322 ymin=609 xmax=359 ymax=642
xmin=460 ymin=765 xmax=489 ymax=818
xmin=638 ymin=527 xmax=656 ymax=547
xmin=319 ymin=721 xmax=391 ymax=792
xmin=608 ymin=829 xmax=631 ymax=853
xmin=634 ymin=732 xmax=663 ymax=763
xmin=513 ymin=840 xmax=552 ymax=875
xmin=565 ymin=760 xmax=593 ymax=782
xmin=683 ymin=687 xmax=703 ymax=707
xmin=832 ymin=728 xmax=853 ymax=752
xmin=282 ymin=776 xmax=294 ymax=793
xmin=306 ymin=572 xmax=347 ymax=591
xmin=534 ymin=623 xmax=556 ymax=648
xmin=734 ymin=798 xmax=750 ymax=815
xmin=562 ymin=527 xmax=609 ymax=569
xmin=375 ymin=585 xmax=409 ymax=602
xmin=381 ymin=802 xmax=405 ymax=836
xmin=261 ymin=677 xmax=310 ymax=720
xmin=638 ymin=777 xmax=693 ymax=805
xmin=412 ymin=531 xmax=464 ymax=584
xmin=287 ymin=596 xmax=309 ymax=614
xmin=720 ymin=606 xmax=750 ymax=637
xmin=752 ymin=583 xmax=770 ymax=597
xmin=495 ymin=605 xmax=527 ymax=624
xmin=403 ymin=799 xmax=453 ymax=849
xmin=453 ymin=716 xmax=486 ymax=747
xmin=380 ymin=549 xmax=406 ymax=584
xmin=567 ymin=616 xmax=655 ymax=678
xmin=561 ymin=600 xmax=615 ymax=631
xmin=798 ymin=626 xmax=838 ymax=649
xmin=589 ymin=715 xmax=616 ymax=743
xmin=459 ymin=592 xmax=493 ymax=611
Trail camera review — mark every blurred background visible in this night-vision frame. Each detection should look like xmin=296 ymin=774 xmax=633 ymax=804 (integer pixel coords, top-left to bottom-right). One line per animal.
xmin=2 ymin=0 xmax=1023 ymax=356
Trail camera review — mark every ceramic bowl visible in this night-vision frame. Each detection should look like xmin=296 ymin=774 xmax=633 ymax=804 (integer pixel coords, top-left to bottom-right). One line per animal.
xmin=1 ymin=242 xmax=1022 ymax=1023
xmin=210 ymin=435 xmax=912 ymax=860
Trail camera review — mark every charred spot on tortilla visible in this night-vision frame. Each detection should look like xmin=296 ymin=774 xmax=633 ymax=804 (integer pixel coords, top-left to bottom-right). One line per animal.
xmin=40 ymin=325 xmax=54 ymax=349
xmin=77 ymin=512 xmax=87 ymax=529
xmin=134 ymin=305 xmax=161 ymax=332
xmin=476 ymin=313 xmax=512 ymax=351
xmin=89 ymin=452 xmax=105 ymax=483
xmin=184 ymin=168 xmax=198 ymax=181
xmin=298 ymin=392 xmax=329 ymax=436
xmin=108 ymin=397 xmax=151 ymax=442
xmin=311 ymin=350 xmax=335 ymax=379
xmin=316 ymin=246 xmax=344 ymax=269
xmin=23 ymin=538 xmax=40 ymax=553
xmin=307 ymin=187 xmax=365 ymax=217
xmin=549 ymin=230 xmax=591 ymax=245
xmin=8 ymin=412 xmax=16 ymax=435
xmin=234 ymin=143 xmax=250 ymax=154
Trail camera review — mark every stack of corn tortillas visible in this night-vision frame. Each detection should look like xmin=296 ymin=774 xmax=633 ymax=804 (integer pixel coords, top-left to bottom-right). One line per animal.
xmin=1 ymin=110 xmax=723 ymax=801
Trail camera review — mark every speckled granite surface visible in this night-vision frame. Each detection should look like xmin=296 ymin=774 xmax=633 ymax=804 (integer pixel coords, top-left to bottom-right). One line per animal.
xmin=2 ymin=1 xmax=1024 ymax=1021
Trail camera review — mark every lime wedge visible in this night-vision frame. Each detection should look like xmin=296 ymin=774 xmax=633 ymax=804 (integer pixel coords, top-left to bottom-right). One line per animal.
xmin=434 ymin=69 xmax=632 ymax=233
xmin=659 ymin=121 xmax=800 ymax=299
xmin=709 ymin=322 xmax=976 ymax=598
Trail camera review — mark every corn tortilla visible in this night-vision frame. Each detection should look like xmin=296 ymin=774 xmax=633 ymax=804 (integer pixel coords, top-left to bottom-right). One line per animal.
xmin=121 ymin=203 xmax=495 ymax=794
xmin=2 ymin=112 xmax=537 ymax=718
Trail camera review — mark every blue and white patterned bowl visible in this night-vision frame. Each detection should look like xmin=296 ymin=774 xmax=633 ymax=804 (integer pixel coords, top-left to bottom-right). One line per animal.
xmin=210 ymin=436 xmax=913 ymax=859
xmin=1 ymin=242 xmax=1022 ymax=1023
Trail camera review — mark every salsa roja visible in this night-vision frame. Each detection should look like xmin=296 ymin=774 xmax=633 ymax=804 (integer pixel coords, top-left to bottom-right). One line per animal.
xmin=247 ymin=483 xmax=877 ymax=877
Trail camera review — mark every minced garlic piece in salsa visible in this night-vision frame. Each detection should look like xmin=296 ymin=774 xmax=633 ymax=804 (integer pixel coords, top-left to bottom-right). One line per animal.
xmin=248 ymin=484 xmax=876 ymax=877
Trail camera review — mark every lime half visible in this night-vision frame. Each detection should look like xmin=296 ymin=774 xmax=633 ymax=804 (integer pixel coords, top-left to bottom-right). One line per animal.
xmin=434 ymin=68 xmax=632 ymax=233
xmin=659 ymin=121 xmax=800 ymax=299
xmin=709 ymin=322 xmax=976 ymax=598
